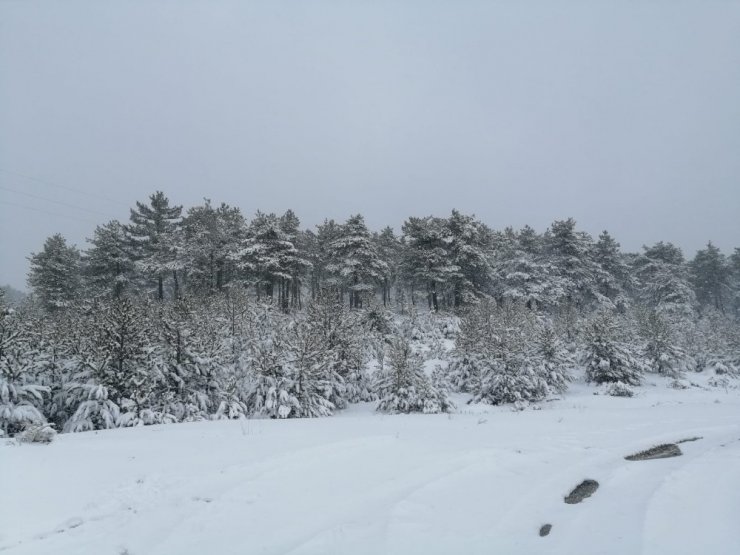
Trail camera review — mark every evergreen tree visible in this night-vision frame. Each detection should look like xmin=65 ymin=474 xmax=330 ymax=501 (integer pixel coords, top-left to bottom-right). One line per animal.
xmin=85 ymin=220 xmax=135 ymax=299
xmin=690 ymin=241 xmax=730 ymax=313
xmin=633 ymin=242 xmax=695 ymax=316
xmin=285 ymin=316 xmax=344 ymax=417
xmin=0 ymin=305 xmax=49 ymax=436
xmin=467 ymin=300 xmax=549 ymax=405
xmin=446 ymin=210 xmax=493 ymax=306
xmin=127 ymin=191 xmax=183 ymax=300
xmin=238 ymin=211 xmax=308 ymax=309
xmin=543 ymin=218 xmax=599 ymax=308
xmin=491 ymin=227 xmax=557 ymax=310
xmin=593 ymin=230 xmax=632 ymax=309
xmin=582 ymin=310 xmax=644 ymax=385
xmin=65 ymin=299 xmax=164 ymax=431
xmin=375 ymin=334 xmax=452 ymax=414
xmin=374 ymin=226 xmax=402 ymax=307
xmin=27 ymin=234 xmax=82 ymax=311
xmin=635 ymin=308 xmax=687 ymax=377
xmin=180 ymin=200 xmax=245 ymax=295
xmin=327 ymin=214 xmax=387 ymax=309
xmin=401 ymin=216 xmax=460 ymax=312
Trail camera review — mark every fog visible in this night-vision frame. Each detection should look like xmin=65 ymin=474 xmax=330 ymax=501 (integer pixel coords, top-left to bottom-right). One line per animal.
xmin=2 ymin=0 xmax=739 ymax=290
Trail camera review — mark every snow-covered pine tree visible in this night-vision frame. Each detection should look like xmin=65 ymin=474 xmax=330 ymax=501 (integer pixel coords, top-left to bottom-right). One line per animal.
xmin=65 ymin=298 xmax=166 ymax=431
xmin=635 ymin=307 xmax=688 ymax=377
xmin=127 ymin=191 xmax=183 ymax=301
xmin=374 ymin=226 xmax=402 ymax=308
xmin=531 ymin=320 xmax=573 ymax=394
xmin=84 ymin=220 xmax=135 ymax=299
xmin=180 ymin=200 xmax=245 ymax=295
xmin=375 ymin=333 xmax=453 ymax=414
xmin=490 ymin=226 xmax=558 ymax=311
xmin=27 ymin=233 xmax=82 ymax=311
xmin=467 ymin=300 xmax=548 ymax=406
xmin=593 ymin=230 xmax=633 ymax=310
xmin=238 ymin=211 xmax=308 ymax=310
xmin=285 ymin=316 xmax=344 ymax=417
xmin=633 ymin=242 xmax=695 ymax=317
xmin=542 ymin=218 xmax=600 ymax=309
xmin=401 ymin=216 xmax=461 ymax=312
xmin=0 ymin=304 xmax=49 ymax=436
xmin=304 ymin=293 xmax=373 ymax=404
xmin=690 ymin=242 xmax=731 ymax=314
xmin=446 ymin=210 xmax=494 ymax=307
xmin=327 ymin=214 xmax=387 ymax=309
xmin=244 ymin=307 xmax=299 ymax=418
xmin=582 ymin=310 xmax=644 ymax=385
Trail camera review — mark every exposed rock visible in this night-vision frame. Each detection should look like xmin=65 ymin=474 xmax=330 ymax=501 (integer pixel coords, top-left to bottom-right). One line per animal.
xmin=625 ymin=443 xmax=682 ymax=461
xmin=564 ymin=479 xmax=599 ymax=504
xmin=539 ymin=524 xmax=552 ymax=537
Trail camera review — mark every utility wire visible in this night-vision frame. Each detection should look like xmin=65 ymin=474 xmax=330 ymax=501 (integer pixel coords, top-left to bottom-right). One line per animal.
xmin=0 ymin=199 xmax=98 ymax=225
xmin=0 ymin=184 xmax=116 ymax=219
xmin=0 ymin=167 xmax=130 ymax=208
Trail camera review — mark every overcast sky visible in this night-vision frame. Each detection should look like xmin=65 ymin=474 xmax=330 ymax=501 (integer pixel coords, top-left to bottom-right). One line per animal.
xmin=1 ymin=1 xmax=739 ymax=290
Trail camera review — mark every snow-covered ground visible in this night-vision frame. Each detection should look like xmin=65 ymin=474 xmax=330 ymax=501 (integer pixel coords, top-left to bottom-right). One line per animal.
xmin=2 ymin=379 xmax=739 ymax=555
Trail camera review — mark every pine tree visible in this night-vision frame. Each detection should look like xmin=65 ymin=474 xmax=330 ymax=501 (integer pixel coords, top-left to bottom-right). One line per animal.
xmin=285 ymin=317 xmax=344 ymax=417
xmin=374 ymin=226 xmax=402 ymax=308
xmin=633 ymin=242 xmax=695 ymax=316
xmin=467 ymin=301 xmax=549 ymax=405
xmin=543 ymin=218 xmax=599 ymax=309
xmin=65 ymin=299 xmax=164 ymax=431
xmin=27 ymin=234 xmax=82 ymax=311
xmin=593 ymin=230 xmax=632 ymax=309
xmin=376 ymin=334 xmax=453 ymax=414
xmin=127 ymin=191 xmax=183 ymax=300
xmin=582 ymin=310 xmax=644 ymax=385
xmin=635 ymin=308 xmax=687 ymax=377
xmin=532 ymin=320 xmax=573 ymax=394
xmin=304 ymin=294 xmax=373 ymax=404
xmin=85 ymin=220 xmax=135 ymax=299
xmin=180 ymin=200 xmax=245 ymax=295
xmin=491 ymin=227 xmax=557 ymax=310
xmin=327 ymin=214 xmax=387 ymax=309
xmin=446 ymin=210 xmax=493 ymax=307
xmin=0 ymin=305 xmax=49 ymax=436
xmin=401 ymin=216 xmax=461 ymax=312
xmin=238 ymin=211 xmax=308 ymax=309
xmin=690 ymin=242 xmax=730 ymax=314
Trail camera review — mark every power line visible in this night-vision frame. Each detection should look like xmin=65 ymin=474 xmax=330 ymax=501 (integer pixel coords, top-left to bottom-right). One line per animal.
xmin=0 ymin=184 xmax=116 ymax=219
xmin=0 ymin=199 xmax=98 ymax=225
xmin=0 ymin=167 xmax=130 ymax=208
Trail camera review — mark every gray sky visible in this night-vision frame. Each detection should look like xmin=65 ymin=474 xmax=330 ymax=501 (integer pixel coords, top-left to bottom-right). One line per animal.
xmin=1 ymin=0 xmax=739 ymax=290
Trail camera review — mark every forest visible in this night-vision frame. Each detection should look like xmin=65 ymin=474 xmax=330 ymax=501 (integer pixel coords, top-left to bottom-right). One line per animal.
xmin=2 ymin=191 xmax=739 ymax=438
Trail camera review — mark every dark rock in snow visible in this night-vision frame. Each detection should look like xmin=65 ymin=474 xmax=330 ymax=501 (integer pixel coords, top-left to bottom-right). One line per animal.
xmin=564 ymin=479 xmax=599 ymax=504
xmin=539 ymin=524 xmax=552 ymax=537
xmin=625 ymin=444 xmax=682 ymax=461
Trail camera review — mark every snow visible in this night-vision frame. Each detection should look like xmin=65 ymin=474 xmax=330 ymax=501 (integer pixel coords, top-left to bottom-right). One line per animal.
xmin=2 ymin=380 xmax=739 ymax=555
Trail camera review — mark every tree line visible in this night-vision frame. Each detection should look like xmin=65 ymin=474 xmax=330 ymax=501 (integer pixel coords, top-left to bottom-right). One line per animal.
xmin=1 ymin=191 xmax=739 ymax=438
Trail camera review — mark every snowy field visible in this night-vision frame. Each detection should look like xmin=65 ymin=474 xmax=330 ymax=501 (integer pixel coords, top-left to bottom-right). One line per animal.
xmin=2 ymin=379 xmax=739 ymax=555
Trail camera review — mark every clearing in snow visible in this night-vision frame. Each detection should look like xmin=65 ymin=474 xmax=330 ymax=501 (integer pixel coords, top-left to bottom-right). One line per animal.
xmin=2 ymin=379 xmax=739 ymax=555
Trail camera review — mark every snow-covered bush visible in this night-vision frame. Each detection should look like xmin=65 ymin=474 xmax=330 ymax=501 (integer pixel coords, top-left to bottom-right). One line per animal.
xmin=603 ymin=381 xmax=635 ymax=397
xmin=16 ymin=422 xmax=57 ymax=443
xmin=376 ymin=336 xmax=453 ymax=414
xmin=582 ymin=310 xmax=644 ymax=386
xmin=636 ymin=308 xmax=688 ymax=377
xmin=531 ymin=321 xmax=573 ymax=394
xmin=0 ymin=307 xmax=50 ymax=436
xmin=454 ymin=300 xmax=551 ymax=405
